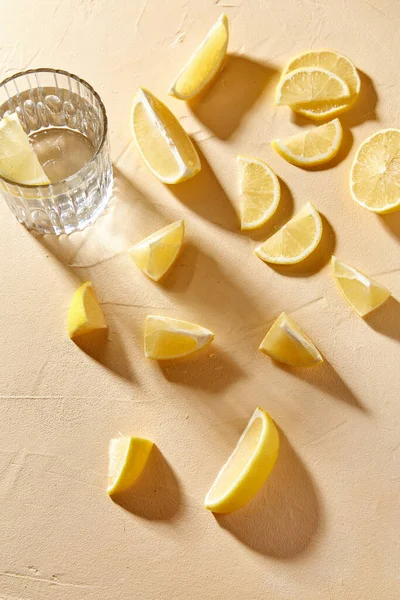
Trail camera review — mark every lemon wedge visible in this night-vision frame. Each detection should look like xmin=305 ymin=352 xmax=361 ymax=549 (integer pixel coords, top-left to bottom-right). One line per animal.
xmin=144 ymin=315 xmax=214 ymax=360
xmin=275 ymin=67 xmax=350 ymax=107
xmin=169 ymin=14 xmax=229 ymax=101
xmin=350 ymin=129 xmax=400 ymax=214
xmin=272 ymin=118 xmax=343 ymax=167
xmin=129 ymin=220 xmax=184 ymax=282
xmin=0 ymin=113 xmax=50 ymax=185
xmin=281 ymin=50 xmax=360 ymax=120
xmin=204 ymin=407 xmax=279 ymax=513
xmin=255 ymin=202 xmax=323 ymax=264
xmin=67 ymin=281 xmax=107 ymax=339
xmin=331 ymin=256 xmax=391 ymax=317
xmin=131 ymin=87 xmax=201 ymax=184
xmin=259 ymin=312 xmax=323 ymax=367
xmin=107 ymin=436 xmax=153 ymax=495
xmin=237 ymin=155 xmax=280 ymax=230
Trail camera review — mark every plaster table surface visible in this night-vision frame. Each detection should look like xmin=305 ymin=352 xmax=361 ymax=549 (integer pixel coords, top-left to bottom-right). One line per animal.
xmin=0 ymin=1 xmax=399 ymax=599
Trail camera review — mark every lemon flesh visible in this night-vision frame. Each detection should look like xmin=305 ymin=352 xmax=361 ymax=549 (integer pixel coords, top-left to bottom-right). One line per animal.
xmin=129 ymin=220 xmax=184 ymax=282
xmin=350 ymin=129 xmax=400 ymax=214
xmin=255 ymin=202 xmax=323 ymax=264
xmin=169 ymin=14 xmax=229 ymax=101
xmin=259 ymin=312 xmax=323 ymax=367
xmin=275 ymin=67 xmax=350 ymax=107
xmin=237 ymin=155 xmax=280 ymax=230
xmin=107 ymin=436 xmax=153 ymax=495
xmin=281 ymin=50 xmax=360 ymax=120
xmin=204 ymin=407 xmax=279 ymax=513
xmin=331 ymin=256 xmax=391 ymax=317
xmin=272 ymin=118 xmax=343 ymax=167
xmin=131 ymin=87 xmax=201 ymax=184
xmin=67 ymin=281 xmax=107 ymax=339
xmin=144 ymin=315 xmax=214 ymax=360
xmin=0 ymin=113 xmax=50 ymax=185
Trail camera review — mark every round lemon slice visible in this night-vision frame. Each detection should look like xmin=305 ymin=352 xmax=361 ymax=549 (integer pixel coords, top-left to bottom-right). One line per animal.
xmin=204 ymin=407 xmax=279 ymax=513
xmin=275 ymin=67 xmax=350 ymax=107
xmin=107 ymin=436 xmax=154 ymax=495
xmin=331 ymin=256 xmax=391 ymax=317
xmin=144 ymin=315 xmax=214 ymax=360
xmin=255 ymin=202 xmax=323 ymax=264
xmin=0 ymin=113 xmax=50 ymax=185
xmin=272 ymin=118 xmax=343 ymax=167
xmin=237 ymin=155 xmax=280 ymax=230
xmin=259 ymin=312 xmax=323 ymax=367
xmin=350 ymin=129 xmax=400 ymax=214
xmin=129 ymin=220 xmax=185 ymax=282
xmin=169 ymin=14 xmax=229 ymax=101
xmin=67 ymin=281 xmax=107 ymax=339
xmin=131 ymin=87 xmax=201 ymax=184
xmin=281 ymin=50 xmax=360 ymax=120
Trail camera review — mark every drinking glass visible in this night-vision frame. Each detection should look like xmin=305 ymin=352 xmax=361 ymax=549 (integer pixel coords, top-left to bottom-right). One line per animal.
xmin=0 ymin=68 xmax=113 ymax=235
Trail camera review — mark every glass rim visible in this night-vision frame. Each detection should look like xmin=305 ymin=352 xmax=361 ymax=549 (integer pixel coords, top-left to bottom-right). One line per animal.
xmin=0 ymin=67 xmax=109 ymax=190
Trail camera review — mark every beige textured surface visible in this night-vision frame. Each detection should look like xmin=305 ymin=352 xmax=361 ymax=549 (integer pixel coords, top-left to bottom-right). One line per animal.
xmin=0 ymin=1 xmax=399 ymax=598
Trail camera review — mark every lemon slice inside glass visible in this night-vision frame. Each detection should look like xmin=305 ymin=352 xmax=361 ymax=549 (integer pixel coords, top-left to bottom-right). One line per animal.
xmin=331 ymin=256 xmax=391 ymax=317
xmin=259 ymin=312 xmax=323 ymax=367
xmin=204 ymin=407 xmax=279 ymax=513
xmin=107 ymin=436 xmax=153 ymax=495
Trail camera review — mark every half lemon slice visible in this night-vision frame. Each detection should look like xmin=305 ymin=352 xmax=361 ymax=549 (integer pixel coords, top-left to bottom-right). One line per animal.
xmin=0 ymin=113 xmax=50 ymax=185
xmin=331 ymin=256 xmax=391 ymax=317
xmin=144 ymin=315 xmax=214 ymax=360
xmin=107 ymin=436 xmax=154 ymax=495
xmin=259 ymin=312 xmax=323 ymax=367
xmin=272 ymin=118 xmax=343 ymax=167
xmin=350 ymin=129 xmax=400 ymax=214
xmin=237 ymin=155 xmax=280 ymax=230
xmin=131 ymin=87 xmax=201 ymax=184
xmin=129 ymin=220 xmax=184 ymax=282
xmin=275 ymin=67 xmax=350 ymax=107
xmin=67 ymin=281 xmax=107 ymax=339
xmin=204 ymin=408 xmax=279 ymax=513
xmin=169 ymin=14 xmax=229 ymax=101
xmin=281 ymin=50 xmax=360 ymax=120
xmin=255 ymin=202 xmax=323 ymax=264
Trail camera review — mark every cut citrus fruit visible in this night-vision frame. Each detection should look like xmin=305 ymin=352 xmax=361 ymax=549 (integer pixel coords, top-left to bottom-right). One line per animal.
xmin=144 ymin=315 xmax=214 ymax=360
xmin=131 ymin=87 xmax=201 ymax=184
xmin=272 ymin=118 xmax=343 ymax=167
xmin=281 ymin=50 xmax=360 ymax=120
xmin=67 ymin=281 xmax=107 ymax=339
xmin=107 ymin=436 xmax=153 ymax=495
xmin=237 ymin=155 xmax=280 ymax=230
xmin=331 ymin=256 xmax=391 ymax=317
xmin=204 ymin=407 xmax=279 ymax=513
xmin=275 ymin=67 xmax=350 ymax=107
xmin=0 ymin=113 xmax=50 ymax=185
xmin=350 ymin=129 xmax=400 ymax=214
xmin=129 ymin=220 xmax=184 ymax=282
xmin=255 ymin=202 xmax=323 ymax=264
xmin=259 ymin=312 xmax=323 ymax=367
xmin=169 ymin=14 xmax=229 ymax=101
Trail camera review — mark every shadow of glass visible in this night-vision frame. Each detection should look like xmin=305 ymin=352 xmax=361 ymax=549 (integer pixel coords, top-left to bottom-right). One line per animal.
xmin=290 ymin=70 xmax=378 ymax=129
xmin=189 ymin=54 xmax=278 ymax=140
xmin=379 ymin=212 xmax=400 ymax=243
xmin=159 ymin=346 xmax=245 ymax=393
xmin=167 ymin=143 xmax=238 ymax=231
xmin=364 ymin=296 xmax=400 ymax=343
xmin=73 ymin=324 xmax=136 ymax=382
xmin=111 ymin=446 xmax=182 ymax=521
xmin=276 ymin=359 xmax=366 ymax=412
xmin=267 ymin=214 xmax=335 ymax=277
xmin=244 ymin=177 xmax=294 ymax=242
xmin=215 ymin=428 xmax=321 ymax=558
